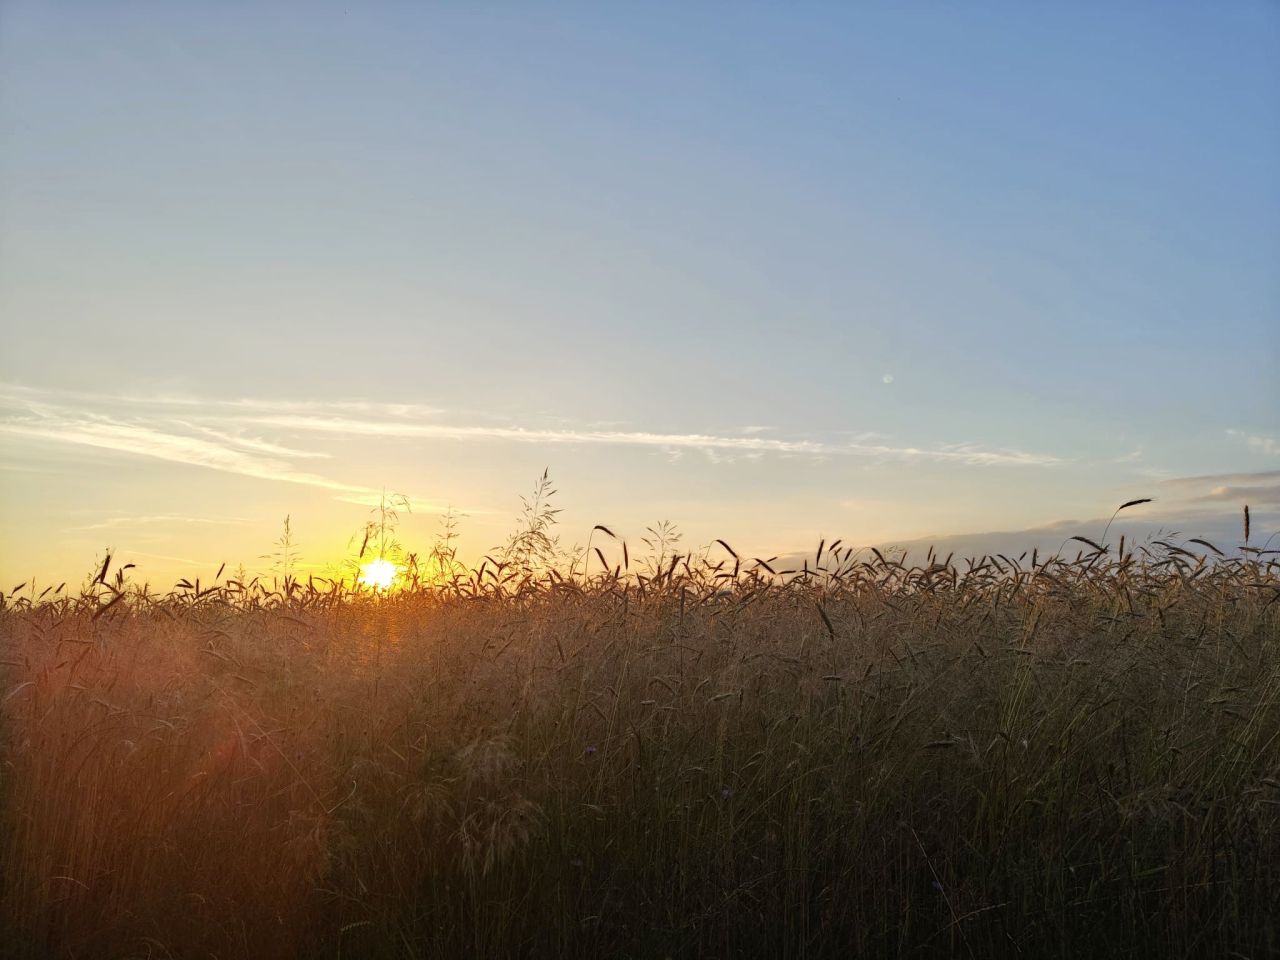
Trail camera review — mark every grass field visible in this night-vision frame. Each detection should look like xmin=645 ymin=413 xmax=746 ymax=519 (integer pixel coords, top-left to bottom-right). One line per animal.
xmin=2 ymin=509 xmax=1278 ymax=958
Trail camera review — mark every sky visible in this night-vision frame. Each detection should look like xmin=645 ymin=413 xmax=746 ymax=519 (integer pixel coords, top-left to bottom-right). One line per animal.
xmin=1 ymin=2 xmax=1278 ymax=587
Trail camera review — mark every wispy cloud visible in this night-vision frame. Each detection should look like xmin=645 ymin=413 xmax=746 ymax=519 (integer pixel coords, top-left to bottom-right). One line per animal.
xmin=1228 ymin=429 xmax=1280 ymax=457
xmin=181 ymin=423 xmax=331 ymax=459
xmin=1156 ymin=469 xmax=1280 ymax=507
xmin=0 ymin=415 xmax=379 ymax=497
xmin=0 ymin=382 xmax=444 ymax=420
xmin=247 ymin=414 xmax=1060 ymax=466
xmin=0 ymin=387 xmax=454 ymax=507
xmin=1195 ymin=485 xmax=1280 ymax=505
xmin=67 ymin=514 xmax=254 ymax=532
xmin=1160 ymin=469 xmax=1280 ymax=492
xmin=0 ymin=381 xmax=1062 ymax=483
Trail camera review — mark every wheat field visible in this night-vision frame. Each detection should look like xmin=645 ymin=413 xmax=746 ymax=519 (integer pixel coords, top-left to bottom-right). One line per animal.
xmin=2 ymin=503 xmax=1278 ymax=959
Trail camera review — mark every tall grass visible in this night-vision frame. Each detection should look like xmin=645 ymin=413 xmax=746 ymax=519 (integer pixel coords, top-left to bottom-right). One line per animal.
xmin=2 ymin=517 xmax=1278 ymax=958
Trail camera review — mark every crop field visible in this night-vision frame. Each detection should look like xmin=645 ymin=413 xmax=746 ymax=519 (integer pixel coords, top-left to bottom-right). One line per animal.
xmin=2 ymin=515 xmax=1279 ymax=959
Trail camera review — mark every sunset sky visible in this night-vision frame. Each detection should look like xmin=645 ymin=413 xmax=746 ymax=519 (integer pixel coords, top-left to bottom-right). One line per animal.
xmin=2 ymin=2 xmax=1277 ymax=587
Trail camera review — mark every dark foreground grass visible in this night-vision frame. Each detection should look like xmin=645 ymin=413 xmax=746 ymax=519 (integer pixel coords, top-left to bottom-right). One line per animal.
xmin=2 ymin=542 xmax=1278 ymax=959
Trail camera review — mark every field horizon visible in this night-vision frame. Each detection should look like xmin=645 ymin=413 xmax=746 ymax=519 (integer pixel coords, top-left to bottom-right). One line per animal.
xmin=5 ymin=472 xmax=1274 ymax=603
xmin=3 ymin=490 xmax=1278 ymax=959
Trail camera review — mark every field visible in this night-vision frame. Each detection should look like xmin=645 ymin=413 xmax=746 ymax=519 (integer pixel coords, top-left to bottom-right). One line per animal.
xmin=2 ymin=514 xmax=1279 ymax=959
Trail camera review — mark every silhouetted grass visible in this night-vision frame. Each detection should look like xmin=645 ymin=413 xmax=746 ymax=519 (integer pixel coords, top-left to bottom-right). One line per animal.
xmin=2 ymin=523 xmax=1278 ymax=958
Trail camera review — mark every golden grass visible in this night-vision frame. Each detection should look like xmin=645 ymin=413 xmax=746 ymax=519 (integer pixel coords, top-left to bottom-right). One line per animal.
xmin=2 ymin=531 xmax=1278 ymax=958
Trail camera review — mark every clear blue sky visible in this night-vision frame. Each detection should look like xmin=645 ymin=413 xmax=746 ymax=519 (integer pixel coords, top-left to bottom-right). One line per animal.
xmin=1 ymin=2 xmax=1277 ymax=583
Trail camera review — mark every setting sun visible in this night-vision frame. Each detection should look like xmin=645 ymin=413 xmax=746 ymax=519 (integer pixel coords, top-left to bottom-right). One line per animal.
xmin=358 ymin=558 xmax=398 ymax=590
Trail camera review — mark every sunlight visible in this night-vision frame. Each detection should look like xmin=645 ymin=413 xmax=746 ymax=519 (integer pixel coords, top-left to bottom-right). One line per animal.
xmin=358 ymin=558 xmax=398 ymax=590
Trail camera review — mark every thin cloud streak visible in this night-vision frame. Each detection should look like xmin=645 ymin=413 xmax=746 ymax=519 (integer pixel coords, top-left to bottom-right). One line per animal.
xmin=67 ymin=514 xmax=255 ymax=532
xmin=1 ymin=381 xmax=1061 ymax=467
xmin=0 ymin=382 xmax=1060 ymax=478
xmin=1194 ymin=484 xmax=1280 ymax=505
xmin=0 ymin=417 xmax=377 ymax=497
xmin=182 ymin=423 xmax=332 ymax=459
xmin=249 ymin=414 xmax=1061 ymax=467
xmin=0 ymin=382 xmax=445 ymax=420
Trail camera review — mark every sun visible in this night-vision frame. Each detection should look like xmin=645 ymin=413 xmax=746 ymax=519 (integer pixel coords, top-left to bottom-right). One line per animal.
xmin=358 ymin=558 xmax=399 ymax=591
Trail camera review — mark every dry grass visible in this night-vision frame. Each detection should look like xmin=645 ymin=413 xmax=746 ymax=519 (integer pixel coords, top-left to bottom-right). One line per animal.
xmin=2 ymin=529 xmax=1279 ymax=958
